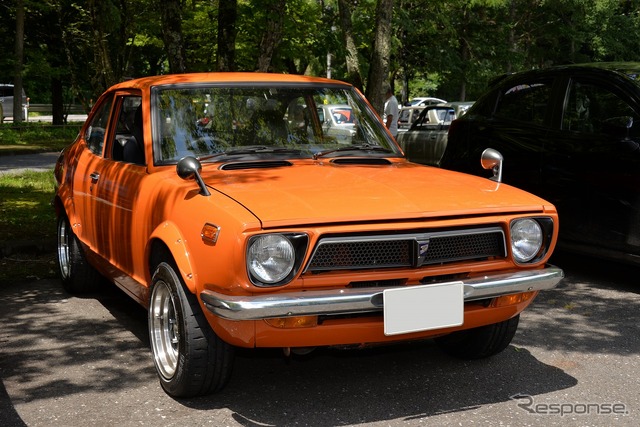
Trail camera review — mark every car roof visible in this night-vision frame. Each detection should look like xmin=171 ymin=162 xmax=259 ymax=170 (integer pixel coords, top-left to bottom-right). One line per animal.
xmin=109 ymin=72 xmax=351 ymax=92
xmin=489 ymin=62 xmax=640 ymax=88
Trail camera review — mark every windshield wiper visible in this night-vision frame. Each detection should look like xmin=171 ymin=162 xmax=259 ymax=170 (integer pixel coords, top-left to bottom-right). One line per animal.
xmin=313 ymin=144 xmax=393 ymax=160
xmin=199 ymin=146 xmax=302 ymax=161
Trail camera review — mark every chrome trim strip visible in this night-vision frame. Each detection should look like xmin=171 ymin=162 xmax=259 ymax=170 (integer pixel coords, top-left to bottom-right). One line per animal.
xmin=200 ymin=266 xmax=563 ymax=321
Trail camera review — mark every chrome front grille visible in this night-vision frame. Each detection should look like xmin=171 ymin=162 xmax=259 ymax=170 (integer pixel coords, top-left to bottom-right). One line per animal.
xmin=305 ymin=227 xmax=506 ymax=273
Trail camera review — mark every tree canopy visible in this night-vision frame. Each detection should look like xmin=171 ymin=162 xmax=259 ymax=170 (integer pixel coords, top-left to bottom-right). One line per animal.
xmin=2 ymin=0 xmax=640 ymax=123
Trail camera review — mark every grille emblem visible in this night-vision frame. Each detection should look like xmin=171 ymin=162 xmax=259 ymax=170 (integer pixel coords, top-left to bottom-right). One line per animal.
xmin=418 ymin=241 xmax=430 ymax=256
xmin=416 ymin=239 xmax=430 ymax=266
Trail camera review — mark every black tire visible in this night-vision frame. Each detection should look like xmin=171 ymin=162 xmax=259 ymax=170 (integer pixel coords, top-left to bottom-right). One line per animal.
xmin=56 ymin=214 xmax=101 ymax=293
xmin=435 ymin=315 xmax=520 ymax=359
xmin=149 ymin=262 xmax=234 ymax=397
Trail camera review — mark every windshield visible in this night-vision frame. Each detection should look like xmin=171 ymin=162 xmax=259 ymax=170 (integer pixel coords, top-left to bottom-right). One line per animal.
xmin=152 ymin=84 xmax=400 ymax=164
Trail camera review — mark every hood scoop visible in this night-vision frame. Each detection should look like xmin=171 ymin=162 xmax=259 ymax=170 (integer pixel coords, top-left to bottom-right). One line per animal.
xmin=331 ymin=157 xmax=392 ymax=166
xmin=220 ymin=160 xmax=293 ymax=171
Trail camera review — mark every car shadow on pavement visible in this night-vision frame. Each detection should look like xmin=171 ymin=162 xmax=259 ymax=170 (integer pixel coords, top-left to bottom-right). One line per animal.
xmin=8 ymin=263 xmax=628 ymax=425
xmin=0 ymin=381 xmax=26 ymax=427
xmin=181 ymin=341 xmax=576 ymax=425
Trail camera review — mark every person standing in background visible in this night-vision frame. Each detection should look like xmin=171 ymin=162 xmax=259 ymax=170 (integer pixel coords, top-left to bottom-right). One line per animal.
xmin=383 ymin=84 xmax=399 ymax=138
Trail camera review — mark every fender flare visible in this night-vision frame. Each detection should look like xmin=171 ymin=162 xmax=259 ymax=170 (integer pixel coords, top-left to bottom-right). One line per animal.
xmin=148 ymin=221 xmax=198 ymax=294
xmin=53 ymin=195 xmax=84 ymax=238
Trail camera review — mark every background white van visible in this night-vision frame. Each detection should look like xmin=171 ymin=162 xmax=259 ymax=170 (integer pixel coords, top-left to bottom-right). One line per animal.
xmin=0 ymin=84 xmax=29 ymax=121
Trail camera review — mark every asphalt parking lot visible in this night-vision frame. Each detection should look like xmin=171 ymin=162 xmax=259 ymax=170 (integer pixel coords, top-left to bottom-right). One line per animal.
xmin=1 ymin=252 xmax=638 ymax=426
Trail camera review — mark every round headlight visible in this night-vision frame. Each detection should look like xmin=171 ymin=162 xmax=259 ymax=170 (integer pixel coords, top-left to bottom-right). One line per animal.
xmin=511 ymin=218 xmax=543 ymax=263
xmin=248 ymin=234 xmax=295 ymax=284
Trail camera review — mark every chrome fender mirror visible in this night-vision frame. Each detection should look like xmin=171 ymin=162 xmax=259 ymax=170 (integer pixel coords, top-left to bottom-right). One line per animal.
xmin=177 ymin=156 xmax=211 ymax=196
xmin=480 ymin=148 xmax=503 ymax=183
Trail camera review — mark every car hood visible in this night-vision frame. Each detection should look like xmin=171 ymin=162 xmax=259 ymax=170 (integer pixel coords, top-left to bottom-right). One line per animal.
xmin=201 ymin=160 xmax=552 ymax=228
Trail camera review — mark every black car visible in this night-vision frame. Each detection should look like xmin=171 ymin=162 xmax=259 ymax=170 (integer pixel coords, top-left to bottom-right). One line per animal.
xmin=442 ymin=62 xmax=640 ymax=264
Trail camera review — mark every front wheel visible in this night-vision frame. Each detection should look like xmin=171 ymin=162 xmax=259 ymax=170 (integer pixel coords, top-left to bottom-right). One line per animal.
xmin=435 ymin=315 xmax=520 ymax=359
xmin=149 ymin=262 xmax=234 ymax=397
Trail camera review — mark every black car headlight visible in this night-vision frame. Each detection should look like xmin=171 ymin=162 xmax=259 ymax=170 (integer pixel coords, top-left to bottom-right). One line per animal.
xmin=247 ymin=233 xmax=308 ymax=286
xmin=510 ymin=218 xmax=545 ymax=263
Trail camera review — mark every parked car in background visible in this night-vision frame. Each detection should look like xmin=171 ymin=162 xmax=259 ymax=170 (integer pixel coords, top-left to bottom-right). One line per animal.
xmin=53 ymin=72 xmax=562 ymax=398
xmin=397 ymin=102 xmax=474 ymax=166
xmin=316 ymin=103 xmax=356 ymax=142
xmin=409 ymin=96 xmax=447 ymax=106
xmin=0 ymin=84 xmax=29 ymax=121
xmin=443 ymin=62 xmax=640 ymax=264
xmin=397 ymin=105 xmax=424 ymax=131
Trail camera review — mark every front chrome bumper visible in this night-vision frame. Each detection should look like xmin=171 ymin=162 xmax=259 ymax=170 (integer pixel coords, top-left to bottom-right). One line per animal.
xmin=200 ymin=266 xmax=564 ymax=321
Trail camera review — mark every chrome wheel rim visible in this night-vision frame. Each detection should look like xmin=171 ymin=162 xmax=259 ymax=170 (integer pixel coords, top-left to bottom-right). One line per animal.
xmin=57 ymin=218 xmax=70 ymax=279
xmin=149 ymin=281 xmax=179 ymax=379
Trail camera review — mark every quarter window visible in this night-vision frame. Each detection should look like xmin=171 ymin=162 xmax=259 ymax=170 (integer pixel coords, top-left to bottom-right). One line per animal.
xmin=85 ymin=97 xmax=113 ymax=155
xmin=563 ymin=80 xmax=639 ymax=137
xmin=495 ymin=80 xmax=553 ymax=126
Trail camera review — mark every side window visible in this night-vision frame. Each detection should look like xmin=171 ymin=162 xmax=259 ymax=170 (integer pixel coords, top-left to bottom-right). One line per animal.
xmin=563 ymin=80 xmax=639 ymax=137
xmin=414 ymin=108 xmax=452 ymax=129
xmin=84 ymin=97 xmax=113 ymax=155
xmin=495 ymin=79 xmax=553 ymax=126
xmin=112 ymin=95 xmax=144 ymax=164
xmin=115 ymin=96 xmax=142 ymax=134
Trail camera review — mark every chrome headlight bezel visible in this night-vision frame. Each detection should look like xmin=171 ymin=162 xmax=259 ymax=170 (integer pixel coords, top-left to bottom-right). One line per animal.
xmin=246 ymin=233 xmax=308 ymax=287
xmin=510 ymin=217 xmax=553 ymax=264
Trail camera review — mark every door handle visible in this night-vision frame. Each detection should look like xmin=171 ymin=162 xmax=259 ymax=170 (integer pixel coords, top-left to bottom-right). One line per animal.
xmin=90 ymin=172 xmax=100 ymax=182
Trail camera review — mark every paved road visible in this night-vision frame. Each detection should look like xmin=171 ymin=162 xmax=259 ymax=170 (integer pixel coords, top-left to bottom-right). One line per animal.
xmin=1 ymin=252 xmax=638 ymax=426
xmin=0 ymin=152 xmax=59 ymax=175
xmin=30 ymin=114 xmax=87 ymax=123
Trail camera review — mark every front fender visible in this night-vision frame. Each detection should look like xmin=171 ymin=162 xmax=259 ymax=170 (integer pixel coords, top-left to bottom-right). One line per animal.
xmin=148 ymin=221 xmax=197 ymax=293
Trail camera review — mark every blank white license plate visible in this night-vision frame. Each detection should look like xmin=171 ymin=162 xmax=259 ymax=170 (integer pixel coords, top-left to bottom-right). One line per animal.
xmin=383 ymin=282 xmax=464 ymax=336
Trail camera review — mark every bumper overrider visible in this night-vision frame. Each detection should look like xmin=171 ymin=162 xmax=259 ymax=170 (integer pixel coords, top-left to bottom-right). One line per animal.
xmin=200 ymin=266 xmax=563 ymax=321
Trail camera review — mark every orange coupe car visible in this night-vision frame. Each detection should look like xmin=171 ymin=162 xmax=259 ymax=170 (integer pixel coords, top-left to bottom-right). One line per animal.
xmin=53 ymin=73 xmax=563 ymax=397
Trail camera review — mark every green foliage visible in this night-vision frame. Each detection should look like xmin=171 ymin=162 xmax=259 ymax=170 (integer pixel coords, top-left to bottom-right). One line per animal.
xmin=3 ymin=0 xmax=640 ymax=108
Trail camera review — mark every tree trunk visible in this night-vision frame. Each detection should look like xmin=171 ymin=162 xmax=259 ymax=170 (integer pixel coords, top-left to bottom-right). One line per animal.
xmin=13 ymin=0 xmax=25 ymax=123
xmin=217 ymin=0 xmax=237 ymax=71
xmin=365 ymin=0 xmax=394 ymax=114
xmin=160 ymin=0 xmax=186 ymax=73
xmin=89 ymin=0 xmax=116 ymax=88
xmin=337 ymin=0 xmax=364 ymax=91
xmin=256 ymin=0 xmax=286 ymax=72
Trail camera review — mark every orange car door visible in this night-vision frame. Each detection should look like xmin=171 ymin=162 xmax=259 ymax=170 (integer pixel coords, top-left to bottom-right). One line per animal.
xmin=90 ymin=95 xmax=146 ymax=279
xmin=72 ymin=95 xmax=114 ymax=251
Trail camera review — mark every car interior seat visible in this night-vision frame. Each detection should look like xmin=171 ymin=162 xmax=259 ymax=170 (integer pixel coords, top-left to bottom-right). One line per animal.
xmin=123 ymin=105 xmax=146 ymax=165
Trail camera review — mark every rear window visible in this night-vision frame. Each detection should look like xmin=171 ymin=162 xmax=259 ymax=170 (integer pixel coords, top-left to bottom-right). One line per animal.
xmin=0 ymin=87 xmax=13 ymax=97
xmin=0 ymin=86 xmax=26 ymax=98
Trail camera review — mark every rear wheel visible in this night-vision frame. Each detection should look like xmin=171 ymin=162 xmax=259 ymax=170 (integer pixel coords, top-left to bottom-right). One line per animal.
xmin=435 ymin=315 xmax=520 ymax=359
xmin=56 ymin=214 xmax=100 ymax=293
xmin=149 ymin=261 xmax=234 ymax=397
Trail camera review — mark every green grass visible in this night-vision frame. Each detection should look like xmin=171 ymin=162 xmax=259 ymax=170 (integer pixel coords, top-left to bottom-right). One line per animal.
xmin=0 ymin=123 xmax=83 ymax=283
xmin=0 ymin=170 xmax=56 ymax=240
xmin=0 ymin=170 xmax=58 ymax=283
xmin=0 ymin=122 xmax=82 ymax=154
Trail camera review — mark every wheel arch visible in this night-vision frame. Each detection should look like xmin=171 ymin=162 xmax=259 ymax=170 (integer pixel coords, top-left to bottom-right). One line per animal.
xmin=147 ymin=221 xmax=198 ymax=294
xmin=53 ymin=194 xmax=77 ymax=226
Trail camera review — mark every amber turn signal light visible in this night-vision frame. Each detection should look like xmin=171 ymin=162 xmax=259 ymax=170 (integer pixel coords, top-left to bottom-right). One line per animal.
xmin=492 ymin=291 xmax=536 ymax=307
xmin=201 ymin=223 xmax=220 ymax=244
xmin=265 ymin=316 xmax=318 ymax=329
